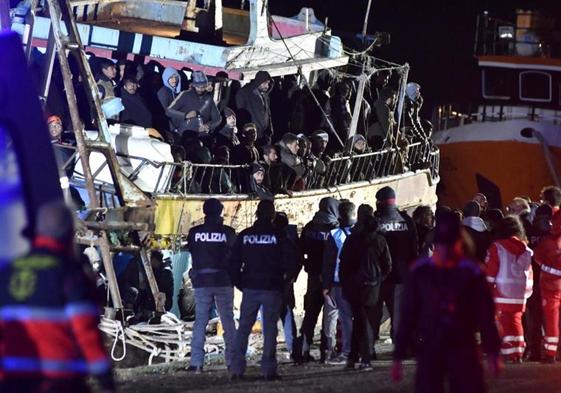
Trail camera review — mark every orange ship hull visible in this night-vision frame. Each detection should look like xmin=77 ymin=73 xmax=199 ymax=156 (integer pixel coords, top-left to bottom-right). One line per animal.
xmin=438 ymin=140 xmax=561 ymax=209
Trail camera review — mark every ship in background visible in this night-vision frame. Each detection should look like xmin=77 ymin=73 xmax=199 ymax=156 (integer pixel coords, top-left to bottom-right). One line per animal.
xmin=433 ymin=10 xmax=561 ymax=209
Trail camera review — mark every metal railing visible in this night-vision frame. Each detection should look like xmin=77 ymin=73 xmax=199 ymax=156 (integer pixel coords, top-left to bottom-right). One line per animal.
xmin=58 ymin=141 xmax=440 ymax=197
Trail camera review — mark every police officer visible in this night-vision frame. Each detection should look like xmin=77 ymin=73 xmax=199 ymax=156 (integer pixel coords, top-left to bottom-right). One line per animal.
xmin=373 ymin=186 xmax=418 ymax=341
xmin=392 ymin=211 xmax=502 ymax=392
xmin=229 ymin=200 xmax=297 ymax=380
xmin=186 ymin=198 xmax=237 ymax=372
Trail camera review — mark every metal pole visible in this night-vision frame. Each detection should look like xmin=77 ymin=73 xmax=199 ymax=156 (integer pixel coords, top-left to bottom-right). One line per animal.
xmin=0 ymin=0 xmax=10 ymax=31
xmin=361 ymin=0 xmax=373 ymax=45
xmin=348 ymin=72 xmax=367 ymax=147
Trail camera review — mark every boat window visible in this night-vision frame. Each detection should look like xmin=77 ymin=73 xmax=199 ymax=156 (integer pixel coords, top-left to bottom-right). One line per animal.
xmin=519 ymin=71 xmax=552 ymax=102
xmin=482 ymin=68 xmax=514 ymax=100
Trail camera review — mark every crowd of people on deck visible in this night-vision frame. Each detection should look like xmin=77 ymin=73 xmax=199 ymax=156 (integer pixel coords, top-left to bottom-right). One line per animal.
xmin=42 ymin=54 xmax=434 ymax=197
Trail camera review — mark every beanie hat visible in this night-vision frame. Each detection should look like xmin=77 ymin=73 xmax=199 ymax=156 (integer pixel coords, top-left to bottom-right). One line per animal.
xmin=191 ymin=71 xmax=209 ymax=86
xmin=250 ymin=162 xmax=265 ymax=175
xmin=462 ymin=201 xmax=480 ymax=218
xmin=203 ymin=198 xmax=223 ymax=216
xmin=223 ymin=107 xmax=236 ymax=118
xmin=256 ymin=200 xmax=275 ymax=220
xmin=434 ymin=210 xmax=461 ymax=246
xmin=376 ymin=186 xmax=396 ymax=204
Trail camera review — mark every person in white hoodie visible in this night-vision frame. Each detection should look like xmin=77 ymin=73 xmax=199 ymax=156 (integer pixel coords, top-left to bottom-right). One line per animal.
xmin=462 ymin=201 xmax=491 ymax=263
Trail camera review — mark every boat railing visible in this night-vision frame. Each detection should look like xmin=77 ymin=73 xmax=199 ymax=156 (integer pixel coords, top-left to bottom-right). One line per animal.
xmin=59 ymin=141 xmax=440 ymax=197
xmin=433 ymin=103 xmax=561 ymax=131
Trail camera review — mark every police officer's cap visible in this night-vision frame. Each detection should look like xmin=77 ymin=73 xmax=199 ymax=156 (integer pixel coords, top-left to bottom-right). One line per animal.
xmin=375 ymin=186 xmax=396 ymax=204
xmin=203 ymin=198 xmax=224 ymax=216
xmin=256 ymin=200 xmax=275 ymax=220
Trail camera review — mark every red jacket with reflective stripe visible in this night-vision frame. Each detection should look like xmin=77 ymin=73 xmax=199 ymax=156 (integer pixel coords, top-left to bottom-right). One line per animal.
xmin=485 ymin=237 xmax=533 ymax=312
xmin=0 ymin=245 xmax=110 ymax=380
xmin=534 ymin=212 xmax=561 ymax=291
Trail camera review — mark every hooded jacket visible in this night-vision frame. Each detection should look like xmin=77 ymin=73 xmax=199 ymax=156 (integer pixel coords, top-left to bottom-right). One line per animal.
xmin=339 ymin=217 xmax=392 ymax=304
xmin=235 ymin=71 xmax=274 ymax=138
xmin=321 ymin=216 xmax=355 ymax=290
xmin=534 ymin=212 xmax=561 ymax=291
xmin=300 ymin=198 xmax=340 ymax=275
xmin=277 ymin=139 xmax=306 ymax=178
xmin=157 ymin=67 xmax=182 ymax=129
xmin=485 ymin=237 xmax=533 ymax=312
xmin=375 ymin=205 xmax=418 ymax=284
xmin=462 ymin=216 xmax=490 ymax=263
xmin=187 ymin=216 xmax=237 ymax=288
xmin=367 ymin=88 xmax=396 ymax=142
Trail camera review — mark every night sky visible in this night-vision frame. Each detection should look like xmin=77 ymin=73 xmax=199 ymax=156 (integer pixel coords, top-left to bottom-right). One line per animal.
xmin=252 ymin=0 xmax=561 ymax=117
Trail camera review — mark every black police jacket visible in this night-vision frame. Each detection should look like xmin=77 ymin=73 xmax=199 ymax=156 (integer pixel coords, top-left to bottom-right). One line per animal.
xmin=230 ymin=219 xmax=297 ymax=291
xmin=187 ymin=216 xmax=237 ymax=288
xmin=375 ymin=206 xmax=418 ymax=284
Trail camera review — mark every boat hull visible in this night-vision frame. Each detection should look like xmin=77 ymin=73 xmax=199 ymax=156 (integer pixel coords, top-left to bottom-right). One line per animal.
xmin=154 ymin=169 xmax=438 ymax=237
xmin=438 ymin=138 xmax=561 ymax=209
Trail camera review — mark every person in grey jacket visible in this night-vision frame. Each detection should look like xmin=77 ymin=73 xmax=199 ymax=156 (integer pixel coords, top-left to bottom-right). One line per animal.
xmin=157 ymin=67 xmax=182 ymax=131
xmin=166 ymin=71 xmax=221 ymax=139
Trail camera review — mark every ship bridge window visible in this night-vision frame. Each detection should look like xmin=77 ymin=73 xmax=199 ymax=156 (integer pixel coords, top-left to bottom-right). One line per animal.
xmin=519 ymin=71 xmax=552 ymax=102
xmin=482 ymin=68 xmax=514 ymax=100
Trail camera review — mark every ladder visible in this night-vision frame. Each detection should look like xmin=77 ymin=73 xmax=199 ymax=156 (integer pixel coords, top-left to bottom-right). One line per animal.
xmin=23 ymin=0 xmax=165 ymax=317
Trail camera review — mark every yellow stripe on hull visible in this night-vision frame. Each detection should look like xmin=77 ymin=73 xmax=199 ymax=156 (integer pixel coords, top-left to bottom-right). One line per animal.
xmin=154 ymin=170 xmax=438 ymax=237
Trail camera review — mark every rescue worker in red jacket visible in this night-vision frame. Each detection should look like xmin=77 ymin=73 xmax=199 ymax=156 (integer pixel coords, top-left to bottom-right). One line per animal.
xmin=0 ymin=202 xmax=114 ymax=392
xmin=485 ymin=216 xmax=533 ymax=363
xmin=534 ymin=210 xmax=561 ymax=363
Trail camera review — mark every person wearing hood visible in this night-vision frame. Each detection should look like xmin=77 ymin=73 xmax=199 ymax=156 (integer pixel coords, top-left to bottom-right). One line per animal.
xmin=485 ymin=216 xmax=533 ymax=363
xmin=403 ymin=82 xmax=427 ymax=142
xmin=166 ymin=71 xmax=221 ymax=138
xmin=533 ymin=210 xmax=561 ymax=363
xmin=321 ymin=202 xmax=358 ymax=364
xmin=392 ymin=211 xmax=501 ymax=392
xmin=296 ymin=197 xmax=340 ymax=362
xmin=235 ymin=70 xmax=274 ymax=143
xmin=372 ymin=187 xmax=418 ymax=341
xmin=157 ymin=67 xmax=182 ymax=131
xmin=340 ymin=211 xmax=392 ymax=369
xmin=462 ymin=201 xmax=490 ymax=263
xmin=186 ymin=199 xmax=237 ymax=373
xmin=367 ymin=87 xmax=397 ymax=150
xmin=250 ymin=162 xmax=273 ymax=200
xmin=215 ymin=107 xmax=240 ymax=150
xmin=119 ymin=77 xmax=153 ymax=128
xmin=230 ymin=201 xmax=298 ymax=381
xmin=277 ymin=133 xmax=307 ymax=191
